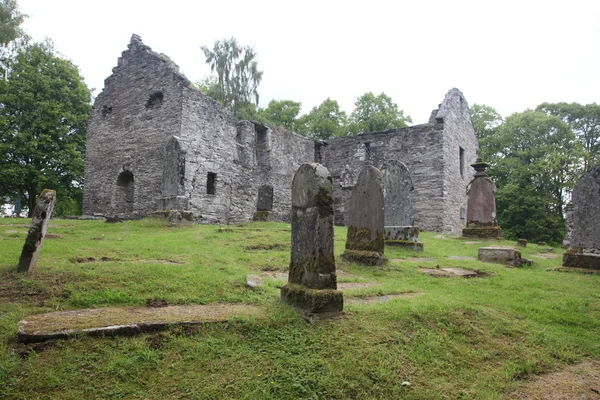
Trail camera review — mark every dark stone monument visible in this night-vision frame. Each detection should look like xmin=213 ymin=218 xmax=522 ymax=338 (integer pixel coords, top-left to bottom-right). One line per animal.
xmin=562 ymin=165 xmax=600 ymax=270
xmin=17 ymin=189 xmax=57 ymax=273
xmin=381 ymin=160 xmax=422 ymax=250
xmin=462 ymin=159 xmax=502 ymax=239
xmin=280 ymin=163 xmax=343 ymax=317
xmin=341 ymin=166 xmax=387 ymax=265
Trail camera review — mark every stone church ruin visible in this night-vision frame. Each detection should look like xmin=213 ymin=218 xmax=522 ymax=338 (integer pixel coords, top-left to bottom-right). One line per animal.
xmin=83 ymin=35 xmax=478 ymax=235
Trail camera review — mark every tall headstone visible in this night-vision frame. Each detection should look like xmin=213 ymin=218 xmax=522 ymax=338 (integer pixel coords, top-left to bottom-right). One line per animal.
xmin=562 ymin=165 xmax=600 ymax=270
xmin=341 ymin=166 xmax=387 ymax=265
xmin=280 ymin=163 xmax=343 ymax=317
xmin=462 ymin=159 xmax=502 ymax=239
xmin=17 ymin=189 xmax=57 ymax=273
xmin=381 ymin=160 xmax=422 ymax=250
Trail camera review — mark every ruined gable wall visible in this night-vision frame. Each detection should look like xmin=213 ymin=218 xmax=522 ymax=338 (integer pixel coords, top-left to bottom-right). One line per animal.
xmin=83 ymin=35 xmax=188 ymax=216
xmin=179 ymin=89 xmax=315 ymax=224
xmin=437 ymin=88 xmax=479 ymax=235
xmin=321 ymin=124 xmax=445 ymax=231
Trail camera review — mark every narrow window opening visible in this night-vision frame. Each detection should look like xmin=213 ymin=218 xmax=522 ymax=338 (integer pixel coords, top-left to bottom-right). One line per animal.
xmin=101 ymin=105 xmax=113 ymax=117
xmin=460 ymin=206 xmax=466 ymax=219
xmin=207 ymin=172 xmax=216 ymax=195
xmin=146 ymin=91 xmax=164 ymax=109
xmin=459 ymin=147 xmax=465 ymax=178
xmin=364 ymin=142 xmax=371 ymax=159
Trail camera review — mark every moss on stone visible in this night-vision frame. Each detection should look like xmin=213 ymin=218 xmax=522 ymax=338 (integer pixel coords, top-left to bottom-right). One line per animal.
xmin=462 ymin=226 xmax=502 ymax=239
xmin=280 ymin=284 xmax=343 ymax=313
xmin=562 ymin=251 xmax=600 ymax=270
xmin=253 ymin=211 xmax=269 ymax=222
xmin=340 ymin=249 xmax=387 ymax=266
xmin=346 ymin=226 xmax=385 ymax=252
xmin=288 ymin=252 xmax=337 ymax=289
xmin=315 ymin=186 xmax=334 ymax=217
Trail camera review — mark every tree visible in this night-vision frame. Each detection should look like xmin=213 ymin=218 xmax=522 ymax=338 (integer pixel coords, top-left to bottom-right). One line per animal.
xmin=485 ymin=111 xmax=582 ymax=243
xmin=0 ymin=42 xmax=92 ymax=216
xmin=257 ymin=100 xmax=302 ymax=131
xmin=348 ymin=92 xmax=411 ymax=135
xmin=470 ymin=104 xmax=504 ymax=161
xmin=536 ymin=102 xmax=600 ymax=170
xmin=0 ymin=0 xmax=27 ymax=79
xmin=201 ymin=38 xmax=263 ymax=118
xmin=299 ymin=98 xmax=347 ymax=139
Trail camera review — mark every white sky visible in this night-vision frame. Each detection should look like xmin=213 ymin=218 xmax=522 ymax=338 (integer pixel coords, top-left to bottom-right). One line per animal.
xmin=18 ymin=0 xmax=600 ymax=123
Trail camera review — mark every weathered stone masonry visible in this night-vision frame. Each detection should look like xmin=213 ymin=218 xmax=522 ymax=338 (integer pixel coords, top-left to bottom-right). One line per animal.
xmin=83 ymin=35 xmax=478 ymax=234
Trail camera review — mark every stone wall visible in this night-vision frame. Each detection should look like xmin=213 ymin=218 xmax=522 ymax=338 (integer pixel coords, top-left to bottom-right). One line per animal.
xmin=83 ymin=34 xmax=189 ymax=216
xmin=570 ymin=165 xmax=600 ymax=252
xmin=438 ymin=89 xmax=479 ymax=235
xmin=83 ymin=36 xmax=478 ymax=234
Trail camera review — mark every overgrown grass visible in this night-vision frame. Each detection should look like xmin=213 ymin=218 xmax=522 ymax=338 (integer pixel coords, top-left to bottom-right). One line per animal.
xmin=1 ymin=218 xmax=599 ymax=399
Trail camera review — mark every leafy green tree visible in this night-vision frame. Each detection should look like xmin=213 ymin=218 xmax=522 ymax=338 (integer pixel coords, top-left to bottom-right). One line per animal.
xmin=536 ymin=102 xmax=600 ymax=170
xmin=299 ymin=98 xmax=347 ymax=139
xmin=470 ymin=103 xmax=504 ymax=161
xmin=0 ymin=42 xmax=92 ymax=216
xmin=0 ymin=0 xmax=27 ymax=78
xmin=257 ymin=100 xmax=302 ymax=131
xmin=348 ymin=92 xmax=411 ymax=135
xmin=485 ymin=111 xmax=582 ymax=243
xmin=201 ymin=38 xmax=263 ymax=118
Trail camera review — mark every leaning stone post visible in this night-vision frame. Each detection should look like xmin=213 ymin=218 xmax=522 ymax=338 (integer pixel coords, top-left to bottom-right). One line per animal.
xmin=341 ymin=165 xmax=387 ymax=265
xmin=462 ymin=159 xmax=502 ymax=239
xmin=280 ymin=163 xmax=343 ymax=317
xmin=18 ymin=189 xmax=57 ymax=273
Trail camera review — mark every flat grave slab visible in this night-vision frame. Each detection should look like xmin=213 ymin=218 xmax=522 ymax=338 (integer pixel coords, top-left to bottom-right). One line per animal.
xmin=421 ymin=267 xmax=485 ymax=278
xmin=18 ymin=303 xmax=262 ymax=343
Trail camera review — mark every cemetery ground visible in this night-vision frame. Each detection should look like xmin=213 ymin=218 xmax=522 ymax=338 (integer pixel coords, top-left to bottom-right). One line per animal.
xmin=1 ymin=219 xmax=599 ymax=399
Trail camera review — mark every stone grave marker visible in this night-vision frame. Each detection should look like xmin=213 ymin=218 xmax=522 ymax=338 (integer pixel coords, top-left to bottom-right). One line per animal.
xmin=280 ymin=163 xmax=343 ymax=317
xmin=462 ymin=158 xmax=502 ymax=239
xmin=341 ymin=165 xmax=387 ymax=265
xmin=381 ymin=160 xmax=423 ymax=250
xmin=18 ymin=189 xmax=57 ymax=273
xmin=562 ymin=165 xmax=600 ymax=271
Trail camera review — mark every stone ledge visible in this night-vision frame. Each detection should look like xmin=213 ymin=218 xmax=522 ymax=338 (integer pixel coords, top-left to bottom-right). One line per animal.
xmin=462 ymin=226 xmax=502 ymax=239
xmin=280 ymin=284 xmax=343 ymax=315
xmin=478 ymin=246 xmax=522 ymax=266
xmin=562 ymin=252 xmax=600 ymax=270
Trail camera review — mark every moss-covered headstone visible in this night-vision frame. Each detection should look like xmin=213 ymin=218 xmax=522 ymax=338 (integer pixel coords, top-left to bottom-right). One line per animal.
xmin=17 ymin=189 xmax=57 ymax=273
xmin=562 ymin=165 xmax=600 ymax=270
xmin=462 ymin=159 xmax=502 ymax=239
xmin=341 ymin=165 xmax=387 ymax=265
xmin=280 ymin=163 xmax=343 ymax=317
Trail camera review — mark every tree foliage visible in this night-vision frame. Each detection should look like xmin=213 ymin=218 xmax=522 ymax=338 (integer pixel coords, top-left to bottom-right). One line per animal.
xmin=484 ymin=111 xmax=582 ymax=243
xmin=257 ymin=100 xmax=302 ymax=131
xmin=0 ymin=42 xmax=91 ymax=215
xmin=536 ymin=102 xmax=600 ymax=170
xmin=0 ymin=0 xmax=27 ymax=78
xmin=299 ymin=98 xmax=347 ymax=140
xmin=201 ymin=38 xmax=263 ymax=118
xmin=348 ymin=92 xmax=411 ymax=135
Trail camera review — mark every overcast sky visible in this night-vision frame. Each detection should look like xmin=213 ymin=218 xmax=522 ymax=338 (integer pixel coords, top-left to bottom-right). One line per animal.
xmin=18 ymin=0 xmax=600 ymax=123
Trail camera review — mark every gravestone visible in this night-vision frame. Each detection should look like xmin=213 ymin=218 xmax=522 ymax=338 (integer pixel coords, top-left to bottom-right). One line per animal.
xmin=17 ymin=189 xmax=57 ymax=273
xmin=562 ymin=165 xmax=600 ymax=270
xmin=462 ymin=159 xmax=502 ymax=239
xmin=253 ymin=185 xmax=274 ymax=221
xmin=280 ymin=163 xmax=343 ymax=316
xmin=381 ymin=161 xmax=422 ymax=250
xmin=341 ymin=166 xmax=387 ymax=265
xmin=478 ymin=247 xmax=523 ymax=266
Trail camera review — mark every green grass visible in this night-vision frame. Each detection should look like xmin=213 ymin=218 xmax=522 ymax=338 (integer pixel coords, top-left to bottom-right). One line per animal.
xmin=1 ymin=218 xmax=599 ymax=399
